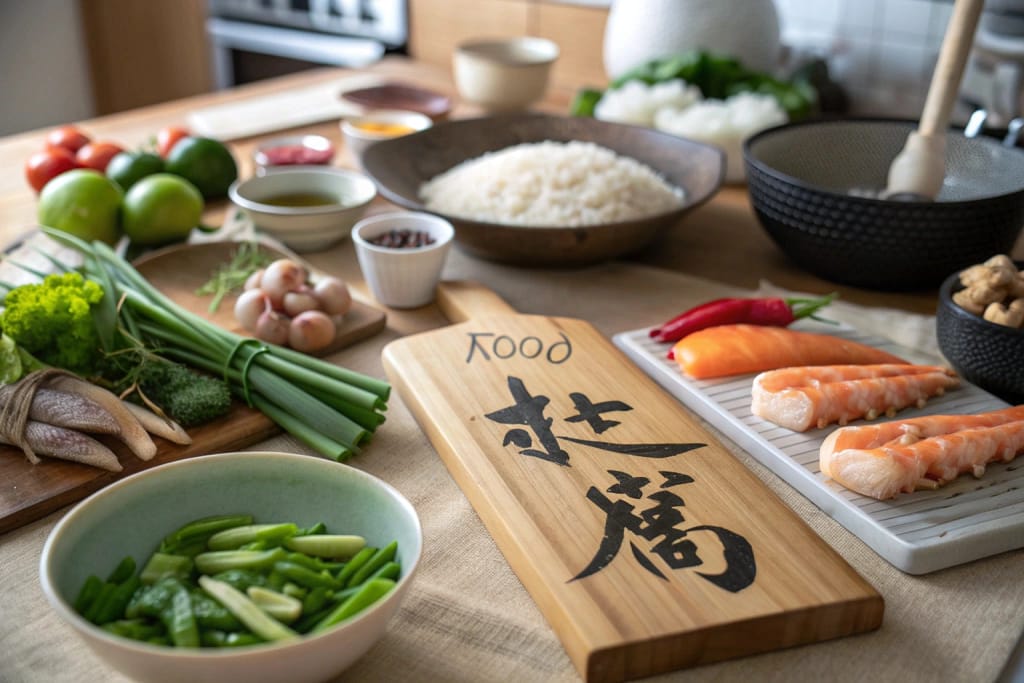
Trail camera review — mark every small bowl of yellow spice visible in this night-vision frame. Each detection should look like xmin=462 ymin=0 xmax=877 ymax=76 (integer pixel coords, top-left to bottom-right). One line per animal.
xmin=341 ymin=110 xmax=433 ymax=167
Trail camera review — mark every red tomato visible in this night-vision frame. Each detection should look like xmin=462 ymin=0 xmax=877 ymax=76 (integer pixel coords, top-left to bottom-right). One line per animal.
xmin=156 ymin=126 xmax=190 ymax=157
xmin=25 ymin=148 xmax=81 ymax=193
xmin=45 ymin=125 xmax=91 ymax=155
xmin=76 ymin=141 xmax=124 ymax=172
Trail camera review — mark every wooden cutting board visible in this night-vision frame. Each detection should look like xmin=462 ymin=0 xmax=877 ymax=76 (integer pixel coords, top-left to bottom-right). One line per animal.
xmin=382 ymin=282 xmax=884 ymax=683
xmin=0 ymin=241 xmax=386 ymax=535
xmin=134 ymin=241 xmax=386 ymax=357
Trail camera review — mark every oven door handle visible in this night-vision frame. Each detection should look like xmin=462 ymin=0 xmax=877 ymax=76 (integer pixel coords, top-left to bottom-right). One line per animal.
xmin=206 ymin=17 xmax=385 ymax=67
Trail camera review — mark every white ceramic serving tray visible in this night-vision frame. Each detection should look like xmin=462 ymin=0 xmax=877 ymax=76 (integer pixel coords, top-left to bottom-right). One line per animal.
xmin=612 ymin=322 xmax=1023 ymax=575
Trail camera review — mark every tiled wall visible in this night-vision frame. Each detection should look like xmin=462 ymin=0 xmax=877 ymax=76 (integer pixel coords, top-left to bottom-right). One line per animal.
xmin=775 ymin=0 xmax=960 ymax=120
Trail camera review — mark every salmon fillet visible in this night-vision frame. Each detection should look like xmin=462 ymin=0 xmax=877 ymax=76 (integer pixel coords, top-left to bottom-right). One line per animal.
xmin=751 ymin=364 xmax=959 ymax=432
xmin=819 ymin=406 xmax=1024 ymax=499
xmin=672 ymin=325 xmax=907 ymax=379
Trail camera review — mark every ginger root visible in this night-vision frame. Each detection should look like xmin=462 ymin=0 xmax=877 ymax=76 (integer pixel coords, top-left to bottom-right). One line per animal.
xmin=983 ymin=300 xmax=1024 ymax=328
xmin=954 ymin=254 xmax=1023 ymax=326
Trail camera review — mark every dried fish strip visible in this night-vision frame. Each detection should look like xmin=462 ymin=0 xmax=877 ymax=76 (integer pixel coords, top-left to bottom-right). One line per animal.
xmin=122 ymin=401 xmax=192 ymax=445
xmin=45 ymin=374 xmax=156 ymax=460
xmin=0 ymin=421 xmax=122 ymax=472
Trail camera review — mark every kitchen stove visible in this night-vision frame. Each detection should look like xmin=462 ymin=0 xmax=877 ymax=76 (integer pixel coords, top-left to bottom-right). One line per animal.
xmin=206 ymin=0 xmax=407 ymax=88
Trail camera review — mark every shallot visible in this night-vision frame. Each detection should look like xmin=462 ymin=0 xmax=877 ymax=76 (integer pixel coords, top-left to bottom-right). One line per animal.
xmin=244 ymin=269 xmax=264 ymax=291
xmin=313 ymin=277 xmax=352 ymax=316
xmin=231 ymin=257 xmax=354 ymax=353
xmin=261 ymin=259 xmax=306 ymax=306
xmin=289 ymin=310 xmax=336 ymax=352
xmin=255 ymin=308 xmax=291 ymax=346
xmin=283 ymin=291 xmax=320 ymax=317
xmin=234 ymin=289 xmax=271 ymax=333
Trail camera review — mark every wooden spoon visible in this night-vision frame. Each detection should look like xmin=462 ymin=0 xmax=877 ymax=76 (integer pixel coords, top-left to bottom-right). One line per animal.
xmin=884 ymin=0 xmax=984 ymax=201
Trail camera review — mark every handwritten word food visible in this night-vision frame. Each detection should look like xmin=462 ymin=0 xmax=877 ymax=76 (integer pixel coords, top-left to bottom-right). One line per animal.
xmin=751 ymin=364 xmax=959 ymax=432
xmin=368 ymin=229 xmax=436 ymax=249
xmin=650 ymin=293 xmax=834 ymax=344
xmin=72 ymin=514 xmax=401 ymax=647
xmin=952 ymin=254 xmax=1024 ymax=329
xmin=672 ymin=324 xmax=906 ymax=379
xmin=0 ymin=368 xmax=191 ymax=472
xmin=819 ymin=405 xmax=1024 ymax=499
xmin=235 ymin=258 xmax=353 ymax=353
xmin=419 ymin=141 xmax=684 ymax=227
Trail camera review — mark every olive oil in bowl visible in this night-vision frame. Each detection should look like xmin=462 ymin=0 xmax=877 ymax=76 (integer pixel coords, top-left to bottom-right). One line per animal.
xmin=260 ymin=192 xmax=339 ymax=208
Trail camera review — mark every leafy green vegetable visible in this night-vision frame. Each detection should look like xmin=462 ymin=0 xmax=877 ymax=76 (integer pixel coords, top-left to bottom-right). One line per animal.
xmin=0 ymin=272 xmax=104 ymax=375
xmin=569 ymin=88 xmax=604 ymax=118
xmin=576 ymin=50 xmax=819 ymax=121
xmin=195 ymin=240 xmax=273 ymax=313
xmin=134 ymin=357 xmax=232 ymax=428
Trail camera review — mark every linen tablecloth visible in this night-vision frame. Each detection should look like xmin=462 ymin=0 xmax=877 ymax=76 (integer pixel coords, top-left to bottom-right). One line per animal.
xmin=2 ymin=245 xmax=1022 ymax=683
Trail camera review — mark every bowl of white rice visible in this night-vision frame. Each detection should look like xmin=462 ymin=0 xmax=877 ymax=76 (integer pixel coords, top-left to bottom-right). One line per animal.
xmin=359 ymin=113 xmax=724 ymax=266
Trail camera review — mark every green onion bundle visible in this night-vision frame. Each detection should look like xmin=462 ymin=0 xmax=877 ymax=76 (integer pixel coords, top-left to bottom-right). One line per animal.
xmin=40 ymin=228 xmax=388 ymax=460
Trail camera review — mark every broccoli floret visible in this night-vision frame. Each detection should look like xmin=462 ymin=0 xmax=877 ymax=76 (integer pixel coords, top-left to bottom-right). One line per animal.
xmin=0 ymin=272 xmax=104 ymax=375
xmin=135 ymin=359 xmax=233 ymax=428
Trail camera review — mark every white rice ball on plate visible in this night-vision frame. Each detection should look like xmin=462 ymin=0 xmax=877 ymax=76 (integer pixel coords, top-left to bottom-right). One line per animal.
xmin=654 ymin=91 xmax=787 ymax=183
xmin=594 ymin=79 xmax=703 ymax=128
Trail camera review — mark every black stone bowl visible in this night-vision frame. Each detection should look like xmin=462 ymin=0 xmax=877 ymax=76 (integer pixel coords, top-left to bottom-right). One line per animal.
xmin=744 ymin=118 xmax=1024 ymax=291
xmin=936 ymin=262 xmax=1024 ymax=404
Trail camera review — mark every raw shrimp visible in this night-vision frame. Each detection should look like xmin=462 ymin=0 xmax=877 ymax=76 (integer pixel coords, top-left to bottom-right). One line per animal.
xmin=672 ymin=324 xmax=907 ymax=379
xmin=751 ymin=364 xmax=959 ymax=432
xmin=819 ymin=406 xmax=1024 ymax=499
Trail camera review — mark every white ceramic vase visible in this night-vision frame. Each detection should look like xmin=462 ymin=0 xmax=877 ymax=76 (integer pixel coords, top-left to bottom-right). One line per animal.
xmin=603 ymin=0 xmax=782 ymax=80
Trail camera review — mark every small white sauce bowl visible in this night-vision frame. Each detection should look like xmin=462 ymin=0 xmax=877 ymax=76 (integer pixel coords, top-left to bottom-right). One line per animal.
xmin=229 ymin=167 xmax=377 ymax=252
xmin=340 ymin=110 xmax=433 ymax=166
xmin=351 ymin=211 xmax=454 ymax=309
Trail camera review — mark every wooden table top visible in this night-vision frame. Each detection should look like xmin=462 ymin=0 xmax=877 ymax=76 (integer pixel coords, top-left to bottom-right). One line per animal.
xmin=3 ymin=56 xmax=1023 ymax=683
xmin=1 ymin=55 xmax=1021 ymax=317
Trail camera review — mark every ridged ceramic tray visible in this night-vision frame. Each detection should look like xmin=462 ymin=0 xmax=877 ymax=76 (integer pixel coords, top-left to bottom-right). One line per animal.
xmin=612 ymin=322 xmax=1022 ymax=575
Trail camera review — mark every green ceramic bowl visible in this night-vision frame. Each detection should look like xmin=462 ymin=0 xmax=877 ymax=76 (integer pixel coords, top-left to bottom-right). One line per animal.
xmin=40 ymin=451 xmax=422 ymax=683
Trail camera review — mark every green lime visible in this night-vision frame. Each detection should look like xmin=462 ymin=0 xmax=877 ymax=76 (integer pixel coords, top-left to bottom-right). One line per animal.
xmin=107 ymin=151 xmax=164 ymax=191
xmin=122 ymin=173 xmax=204 ymax=247
xmin=164 ymin=137 xmax=238 ymax=198
xmin=37 ymin=169 xmax=123 ymax=245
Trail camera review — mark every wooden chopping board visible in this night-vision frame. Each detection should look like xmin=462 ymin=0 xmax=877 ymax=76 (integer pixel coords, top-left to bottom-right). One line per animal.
xmin=382 ymin=282 xmax=884 ymax=683
xmin=0 ymin=241 xmax=386 ymax=535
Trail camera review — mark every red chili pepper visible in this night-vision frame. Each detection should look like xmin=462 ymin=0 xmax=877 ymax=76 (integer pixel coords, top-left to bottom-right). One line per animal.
xmin=652 ymin=293 xmax=836 ymax=344
xmin=649 ymin=297 xmax=734 ymax=338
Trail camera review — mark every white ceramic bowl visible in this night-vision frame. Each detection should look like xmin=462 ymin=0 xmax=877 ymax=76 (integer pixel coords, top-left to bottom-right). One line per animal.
xmin=340 ymin=110 xmax=433 ymax=165
xmin=352 ymin=211 xmax=454 ymax=309
xmin=228 ymin=167 xmax=377 ymax=252
xmin=40 ymin=451 xmax=422 ymax=683
xmin=453 ymin=37 xmax=560 ymax=111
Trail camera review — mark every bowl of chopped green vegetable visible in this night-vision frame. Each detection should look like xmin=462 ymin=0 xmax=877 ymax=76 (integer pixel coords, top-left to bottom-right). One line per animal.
xmin=40 ymin=451 xmax=422 ymax=683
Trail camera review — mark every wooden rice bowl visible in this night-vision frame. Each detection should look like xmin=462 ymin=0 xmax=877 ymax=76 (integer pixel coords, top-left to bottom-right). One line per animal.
xmin=360 ymin=113 xmax=725 ymax=267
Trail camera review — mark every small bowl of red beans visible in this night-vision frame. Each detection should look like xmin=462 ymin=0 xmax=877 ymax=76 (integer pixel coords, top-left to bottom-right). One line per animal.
xmin=253 ymin=135 xmax=336 ymax=175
